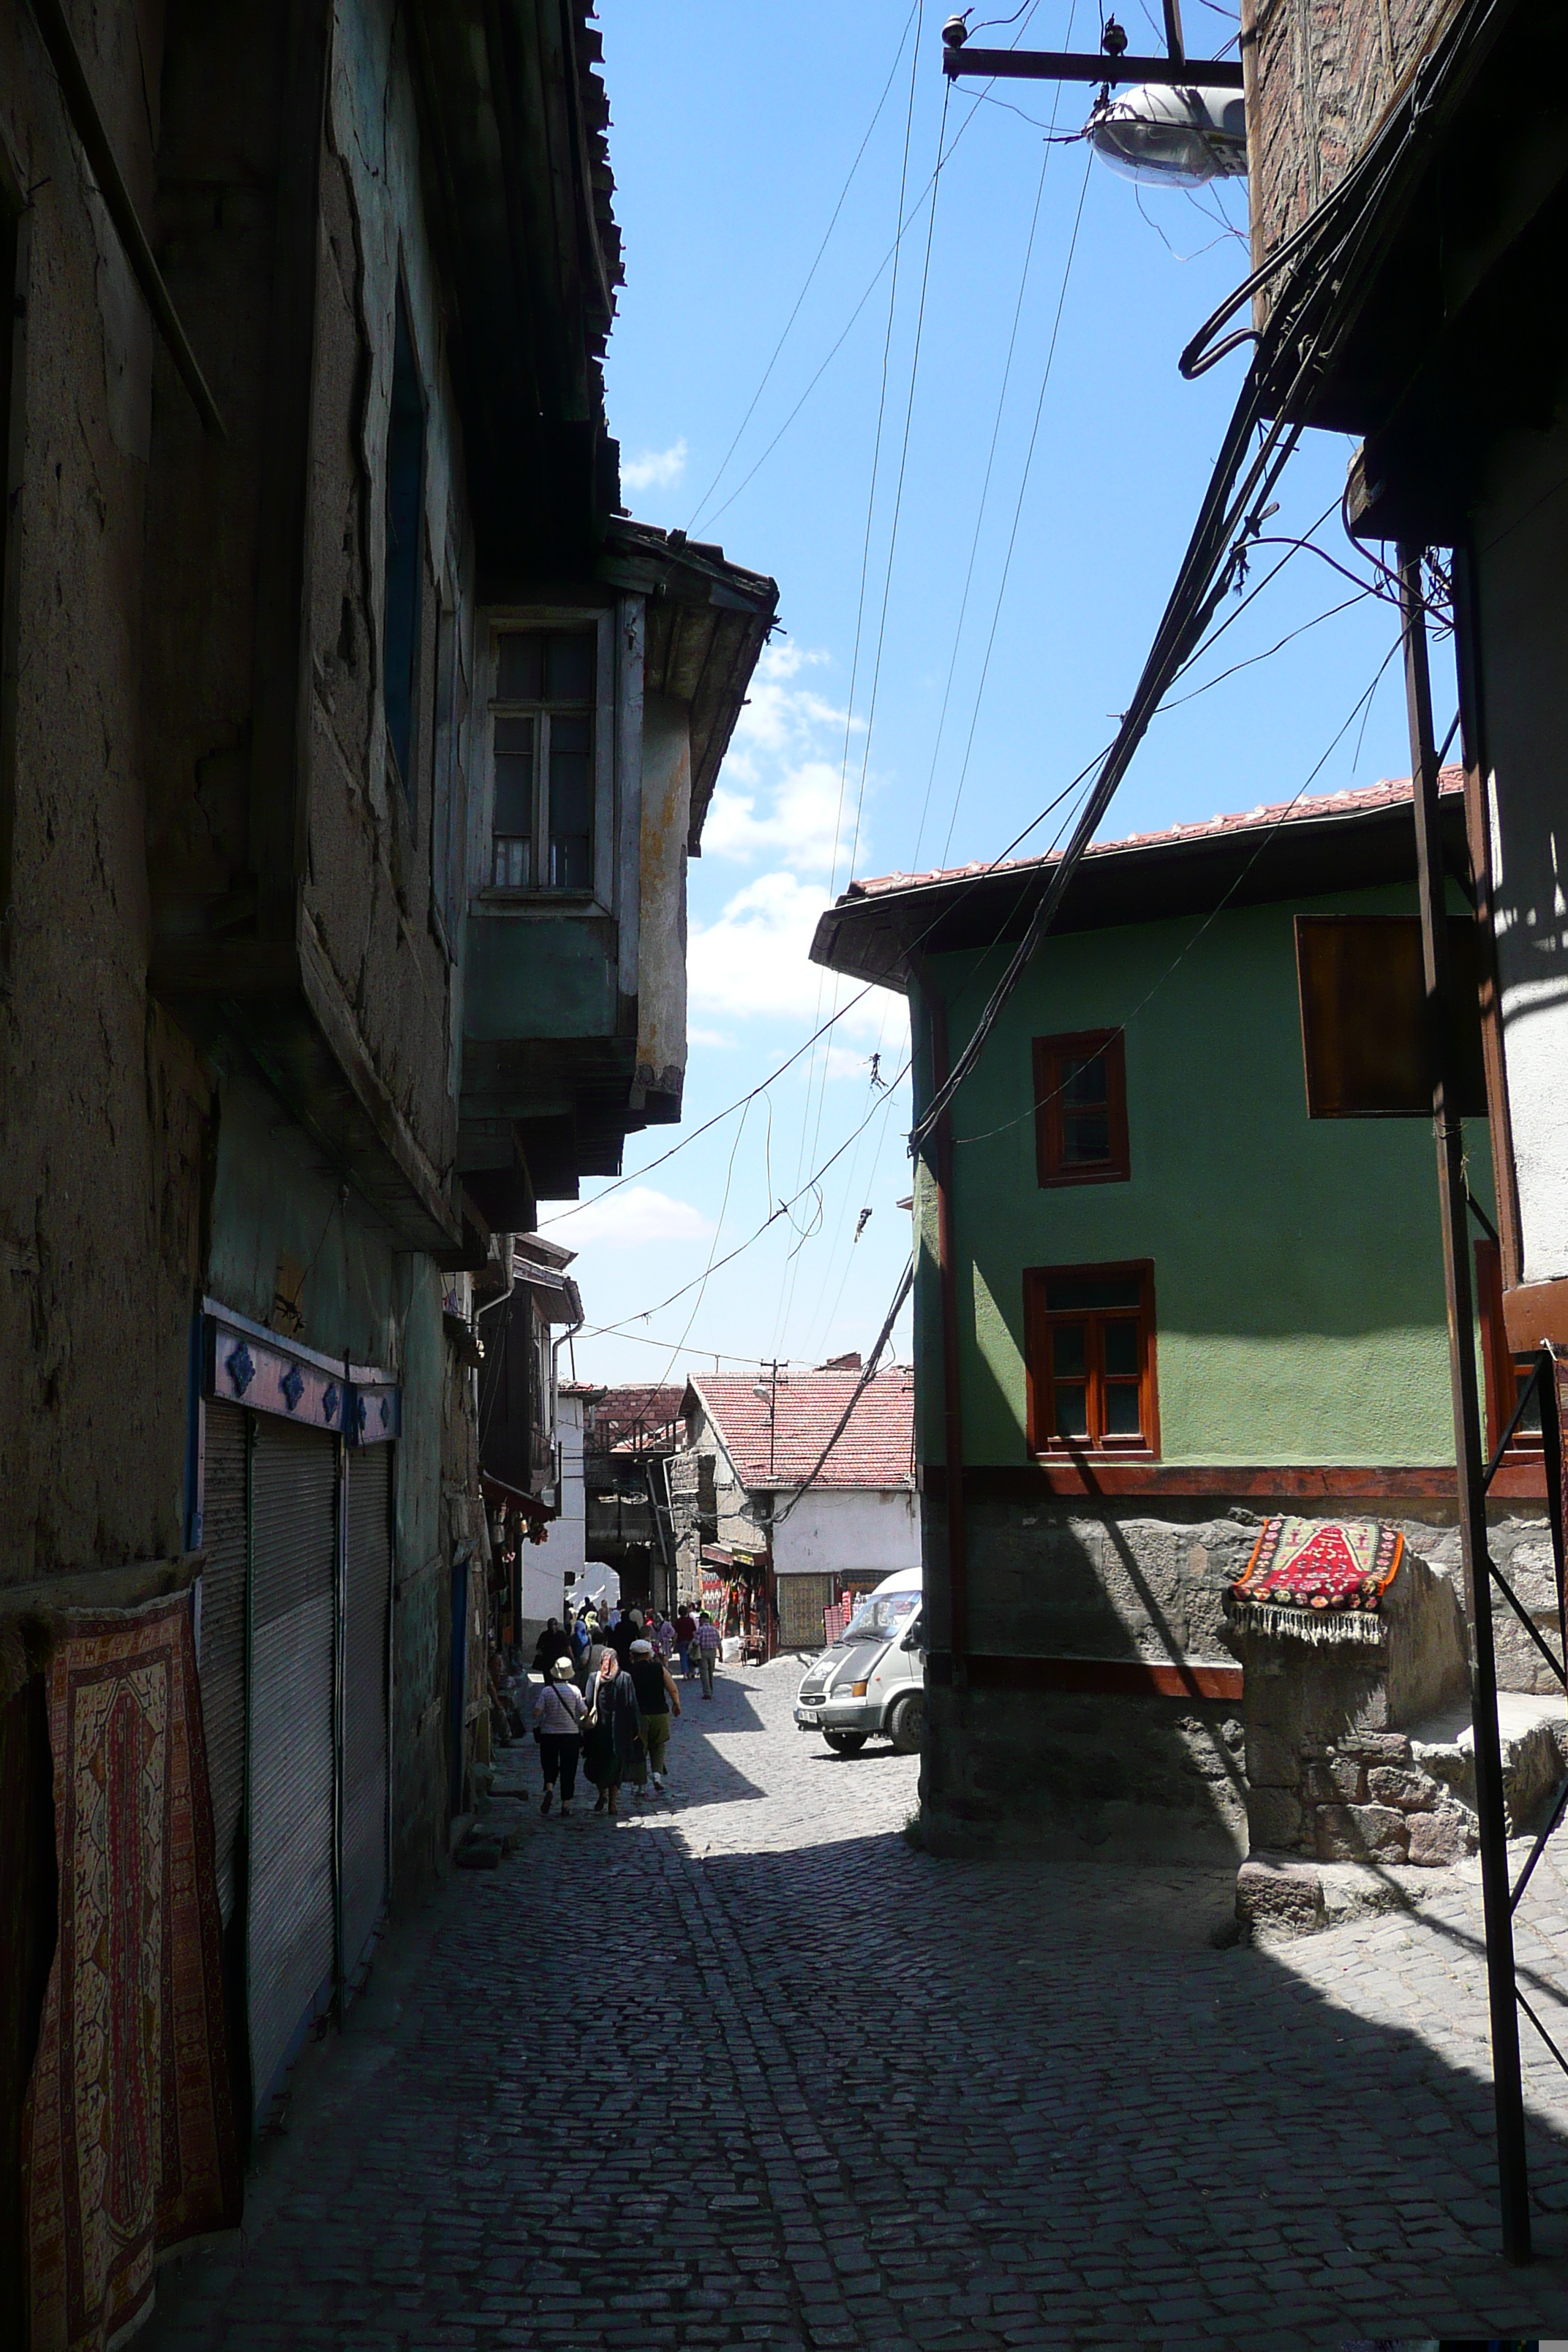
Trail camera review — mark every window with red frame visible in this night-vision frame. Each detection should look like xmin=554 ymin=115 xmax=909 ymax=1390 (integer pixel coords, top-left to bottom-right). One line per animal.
xmin=1033 ymin=1030 xmax=1129 ymax=1187
xmin=1025 ymin=1262 xmax=1158 ymax=1454
xmin=1475 ymin=1238 xmax=1545 ymax=1460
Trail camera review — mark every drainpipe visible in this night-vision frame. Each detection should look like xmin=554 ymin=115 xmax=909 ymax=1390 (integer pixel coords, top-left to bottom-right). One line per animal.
xmin=922 ymin=973 xmax=968 ymax=1689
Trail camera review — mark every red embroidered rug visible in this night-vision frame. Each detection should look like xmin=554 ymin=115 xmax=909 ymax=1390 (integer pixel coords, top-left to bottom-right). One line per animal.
xmin=22 ymin=1596 xmax=240 ymax=2352
xmin=1226 ymin=1516 xmax=1403 ymax=1645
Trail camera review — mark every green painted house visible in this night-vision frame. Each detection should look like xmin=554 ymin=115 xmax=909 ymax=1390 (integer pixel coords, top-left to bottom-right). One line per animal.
xmin=813 ymin=775 xmax=1550 ymax=1862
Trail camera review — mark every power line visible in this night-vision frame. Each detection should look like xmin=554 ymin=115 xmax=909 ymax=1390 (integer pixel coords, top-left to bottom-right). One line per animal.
xmin=939 ymin=143 xmax=1095 ymax=864
xmin=686 ymin=0 xmax=922 ymax=535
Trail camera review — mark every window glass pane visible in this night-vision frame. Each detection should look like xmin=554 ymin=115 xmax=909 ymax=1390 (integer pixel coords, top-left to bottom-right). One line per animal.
xmin=548 ymin=714 xmax=592 ymax=890
xmin=1051 ymin=1324 xmax=1087 ymax=1379
xmin=497 ymin=633 xmax=544 ymax=701
xmin=491 ymin=836 xmax=531 ymax=889
xmin=1102 ymin=1320 xmax=1139 ymax=1378
xmin=1103 ymin=1383 xmax=1142 ymax=1437
xmin=1062 ymin=1052 xmax=1108 ymax=1107
xmin=1044 ymin=1273 xmax=1142 ymax=1313
xmin=1510 ymin=1358 xmax=1543 ymax=1434
xmin=547 ymin=632 xmax=595 ymax=702
xmin=493 ymin=717 xmax=534 ymax=838
xmin=1053 ymin=1383 xmax=1090 ymax=1439
xmin=1062 ymin=1109 xmax=1112 ymax=1165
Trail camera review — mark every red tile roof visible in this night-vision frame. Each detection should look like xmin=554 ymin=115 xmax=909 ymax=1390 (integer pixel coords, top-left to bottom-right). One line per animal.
xmin=685 ymin=1368 xmax=915 ymax=1493
xmin=847 ymin=768 xmax=1465 ymax=900
xmin=590 ymin=1385 xmax=686 ymax=1452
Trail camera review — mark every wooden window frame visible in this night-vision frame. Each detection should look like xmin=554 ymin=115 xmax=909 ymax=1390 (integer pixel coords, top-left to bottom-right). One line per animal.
xmin=1033 ymin=1028 xmax=1130 ymax=1188
xmin=1024 ymin=1259 xmax=1160 ymax=1458
xmin=482 ymin=608 xmax=615 ymax=908
xmin=1476 ymin=1237 xmax=1545 ymax=1462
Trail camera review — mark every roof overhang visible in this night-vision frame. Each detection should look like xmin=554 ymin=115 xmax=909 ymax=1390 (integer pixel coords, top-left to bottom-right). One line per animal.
xmin=811 ymin=788 xmax=1473 ymax=990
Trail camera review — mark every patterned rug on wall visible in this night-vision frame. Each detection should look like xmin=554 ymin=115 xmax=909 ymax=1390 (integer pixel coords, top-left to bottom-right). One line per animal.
xmin=1226 ymin=1515 xmax=1404 ymax=1645
xmin=21 ymin=1594 xmax=241 ymax=2352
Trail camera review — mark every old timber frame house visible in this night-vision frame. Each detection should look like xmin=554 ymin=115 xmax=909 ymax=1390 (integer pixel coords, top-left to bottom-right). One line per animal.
xmin=0 ymin=4 xmax=775 ymax=2344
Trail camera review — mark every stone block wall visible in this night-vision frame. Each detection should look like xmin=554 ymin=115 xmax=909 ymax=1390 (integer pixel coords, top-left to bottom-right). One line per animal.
xmin=919 ymin=1491 xmax=1552 ymax=1863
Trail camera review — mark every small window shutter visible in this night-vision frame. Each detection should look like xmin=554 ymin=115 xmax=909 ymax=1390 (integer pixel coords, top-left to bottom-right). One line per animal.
xmin=1295 ymin=914 xmax=1487 ymax=1117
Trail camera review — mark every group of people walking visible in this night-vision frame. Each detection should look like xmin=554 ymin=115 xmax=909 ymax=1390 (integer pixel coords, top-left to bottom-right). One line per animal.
xmin=527 ymin=1600 xmax=724 ymax=1819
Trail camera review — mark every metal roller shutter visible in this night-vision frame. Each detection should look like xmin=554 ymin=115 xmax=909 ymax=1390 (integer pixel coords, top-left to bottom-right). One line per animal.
xmin=248 ymin=1418 xmax=337 ymax=2117
xmin=778 ymin=1572 xmax=834 ymax=1651
xmin=342 ymin=1444 xmax=391 ymax=1980
xmin=199 ymin=1403 xmax=249 ymax=1926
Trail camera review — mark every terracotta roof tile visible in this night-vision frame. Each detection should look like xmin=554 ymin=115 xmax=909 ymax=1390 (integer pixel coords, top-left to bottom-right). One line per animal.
xmin=848 ymin=767 xmax=1465 ymax=900
xmin=687 ymin=1368 xmax=915 ymax=1492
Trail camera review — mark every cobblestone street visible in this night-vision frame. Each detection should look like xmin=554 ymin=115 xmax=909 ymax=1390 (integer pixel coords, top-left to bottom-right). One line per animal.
xmin=145 ymin=1658 xmax=1568 ymax=2351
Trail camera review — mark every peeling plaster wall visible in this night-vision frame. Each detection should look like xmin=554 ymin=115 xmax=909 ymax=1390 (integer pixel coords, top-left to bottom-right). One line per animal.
xmin=0 ymin=0 xmax=210 ymax=1587
xmin=636 ymin=690 xmax=690 ymax=1103
xmin=305 ymin=0 xmax=470 ymax=1186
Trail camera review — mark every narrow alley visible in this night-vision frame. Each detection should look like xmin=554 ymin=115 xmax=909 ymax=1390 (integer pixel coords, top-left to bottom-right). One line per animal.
xmin=144 ymin=1662 xmax=1568 ymax=2352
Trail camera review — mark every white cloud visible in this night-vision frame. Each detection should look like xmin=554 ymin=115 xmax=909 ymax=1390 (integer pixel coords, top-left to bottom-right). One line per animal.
xmin=540 ymin=1186 xmax=712 ymax=1251
xmin=688 ymin=876 xmax=906 ymax=1062
xmin=687 ymin=1025 xmax=734 ymax=1049
xmin=702 ymin=644 xmax=871 ymax=881
xmin=622 ymin=437 xmax=688 ymax=493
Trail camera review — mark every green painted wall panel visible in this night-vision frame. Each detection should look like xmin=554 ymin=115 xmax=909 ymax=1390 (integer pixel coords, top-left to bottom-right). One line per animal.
xmin=463 ymin=912 xmax=617 ymax=1041
xmin=914 ymin=881 xmax=1493 ymax=1468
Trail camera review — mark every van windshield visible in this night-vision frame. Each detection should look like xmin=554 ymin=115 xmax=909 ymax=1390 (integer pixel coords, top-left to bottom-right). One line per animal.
xmin=840 ymin=1593 xmax=921 ymax=1649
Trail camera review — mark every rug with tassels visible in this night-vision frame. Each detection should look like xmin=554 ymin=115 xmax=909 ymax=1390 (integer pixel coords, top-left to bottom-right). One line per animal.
xmin=1226 ymin=1515 xmax=1403 ymax=1645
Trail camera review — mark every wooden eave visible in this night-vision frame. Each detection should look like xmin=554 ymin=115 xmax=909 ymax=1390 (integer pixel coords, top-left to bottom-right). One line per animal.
xmin=810 ymin=794 xmax=1474 ymax=992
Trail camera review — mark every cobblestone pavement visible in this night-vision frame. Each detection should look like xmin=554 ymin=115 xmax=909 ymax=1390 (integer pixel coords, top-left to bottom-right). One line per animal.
xmin=145 ymin=1659 xmax=1568 ymax=2350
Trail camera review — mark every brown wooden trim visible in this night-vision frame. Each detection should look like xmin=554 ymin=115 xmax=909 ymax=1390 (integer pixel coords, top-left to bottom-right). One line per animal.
xmin=921 ymin=975 xmax=969 ymax=1673
xmin=919 ymin=1459 xmax=1548 ymax=1503
xmin=1033 ymin=1028 xmax=1130 ymax=1187
xmin=1455 ymin=543 xmax=1523 ymax=1289
xmin=927 ymin=1650 xmax=1243 ymax=1700
xmin=1503 ymin=1278 xmax=1568 ymax=1355
xmin=1476 ymin=1240 xmax=1545 ymax=1459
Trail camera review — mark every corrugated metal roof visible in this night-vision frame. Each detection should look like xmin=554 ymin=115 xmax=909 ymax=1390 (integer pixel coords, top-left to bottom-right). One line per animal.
xmin=687 ymin=1368 xmax=915 ymax=1493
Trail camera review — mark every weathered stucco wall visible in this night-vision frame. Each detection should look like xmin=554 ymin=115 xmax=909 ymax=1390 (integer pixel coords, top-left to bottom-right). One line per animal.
xmin=773 ymin=1488 xmax=919 ymax=1581
xmin=1245 ymin=0 xmax=1463 ymax=282
xmin=1471 ymin=416 xmax=1568 ymax=1289
xmin=916 ymin=881 xmax=1493 ymax=1470
xmin=636 ymin=689 xmax=690 ymax=1104
xmin=304 ymin=0 xmax=467 ymax=1188
xmin=0 ymin=0 xmax=210 ymax=1586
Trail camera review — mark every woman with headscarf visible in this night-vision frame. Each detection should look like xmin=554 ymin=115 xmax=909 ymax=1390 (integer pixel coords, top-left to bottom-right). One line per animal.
xmin=581 ymin=1640 xmax=641 ymax=1817
xmin=627 ymin=1637 xmax=682 ymax=1795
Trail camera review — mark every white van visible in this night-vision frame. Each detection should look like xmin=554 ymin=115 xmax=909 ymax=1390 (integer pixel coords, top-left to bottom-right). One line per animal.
xmin=792 ymin=1567 xmax=924 ymax=1754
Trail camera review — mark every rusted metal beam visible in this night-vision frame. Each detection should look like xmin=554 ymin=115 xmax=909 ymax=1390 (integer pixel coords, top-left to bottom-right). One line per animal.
xmin=27 ymin=0 xmax=224 ymax=437
xmin=941 ymin=44 xmax=1243 ymax=88
xmin=1402 ymin=541 xmax=1531 ymax=2267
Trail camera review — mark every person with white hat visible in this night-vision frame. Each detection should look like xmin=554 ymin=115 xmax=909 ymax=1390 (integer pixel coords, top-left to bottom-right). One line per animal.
xmin=532 ymin=1655 xmax=587 ymax=1815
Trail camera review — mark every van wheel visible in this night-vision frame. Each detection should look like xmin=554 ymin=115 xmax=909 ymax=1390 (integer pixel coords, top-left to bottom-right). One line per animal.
xmin=888 ymin=1694 xmax=924 ymax=1754
xmin=823 ymin=1732 xmax=867 ymax=1755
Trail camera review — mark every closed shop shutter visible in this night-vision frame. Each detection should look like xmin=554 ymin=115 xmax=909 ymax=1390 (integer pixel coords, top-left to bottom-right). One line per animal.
xmin=342 ymin=1444 xmax=391 ymax=1979
xmin=777 ymin=1572 xmax=834 ymax=1651
xmin=248 ymin=1418 xmax=337 ymax=2116
xmin=199 ymin=1403 xmax=249 ymax=1927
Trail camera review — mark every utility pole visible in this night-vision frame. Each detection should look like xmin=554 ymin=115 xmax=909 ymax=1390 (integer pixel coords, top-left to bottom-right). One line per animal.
xmin=1401 ymin=543 xmax=1531 ymax=2266
xmin=938 ymin=9 xmax=1242 ymax=88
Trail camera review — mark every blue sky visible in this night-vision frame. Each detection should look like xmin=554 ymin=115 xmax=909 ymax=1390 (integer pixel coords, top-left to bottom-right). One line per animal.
xmin=546 ymin=0 xmax=1425 ymax=1390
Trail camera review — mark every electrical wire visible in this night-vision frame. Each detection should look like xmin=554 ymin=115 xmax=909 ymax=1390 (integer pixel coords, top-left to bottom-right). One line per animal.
xmin=938 ymin=143 xmax=1095 ymax=864
xmin=686 ymin=0 xmax=922 ymax=535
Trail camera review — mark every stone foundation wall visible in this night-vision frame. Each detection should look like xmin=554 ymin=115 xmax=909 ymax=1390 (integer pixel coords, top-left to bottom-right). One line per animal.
xmin=919 ymin=1491 xmax=1552 ymax=1862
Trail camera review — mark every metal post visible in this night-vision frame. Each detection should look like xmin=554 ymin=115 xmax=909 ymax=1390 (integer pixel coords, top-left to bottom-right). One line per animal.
xmin=925 ymin=984 xmax=968 ymax=1685
xmin=1401 ymin=543 xmax=1531 ymax=2264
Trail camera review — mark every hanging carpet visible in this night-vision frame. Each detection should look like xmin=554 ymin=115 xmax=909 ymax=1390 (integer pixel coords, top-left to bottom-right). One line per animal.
xmin=1226 ymin=1516 xmax=1403 ymax=1646
xmin=22 ymin=1594 xmax=241 ymax=2352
